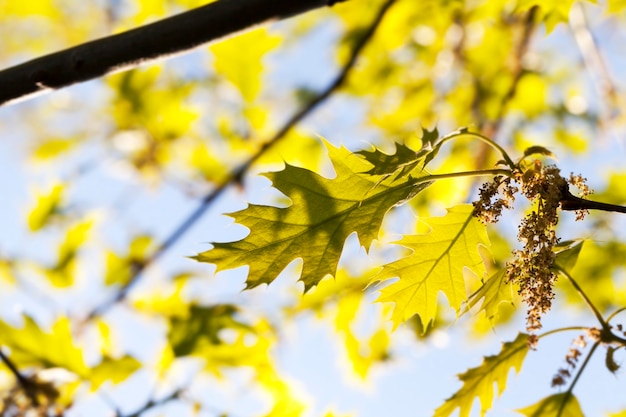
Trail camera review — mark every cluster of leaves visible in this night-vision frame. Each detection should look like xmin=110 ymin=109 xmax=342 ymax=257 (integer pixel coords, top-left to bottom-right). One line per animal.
xmin=3 ymin=0 xmax=626 ymax=417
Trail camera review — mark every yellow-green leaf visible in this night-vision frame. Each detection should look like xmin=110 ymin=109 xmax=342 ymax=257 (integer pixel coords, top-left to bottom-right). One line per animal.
xmin=168 ymin=305 xmax=250 ymax=357
xmin=195 ymin=142 xmax=431 ymax=290
xmin=435 ymin=333 xmax=530 ymax=417
xmin=0 ymin=316 xmax=88 ymax=376
xmin=210 ymin=28 xmax=281 ymax=103
xmin=517 ymin=393 xmax=584 ymax=417
xmin=376 ymin=205 xmax=490 ymax=326
xmin=463 ymin=269 xmax=514 ymax=322
xmin=47 ymin=221 xmax=93 ymax=287
xmin=88 ymin=356 xmax=141 ymax=390
xmin=554 ymin=240 xmax=584 ymax=271
xmin=27 ymin=184 xmax=64 ymax=231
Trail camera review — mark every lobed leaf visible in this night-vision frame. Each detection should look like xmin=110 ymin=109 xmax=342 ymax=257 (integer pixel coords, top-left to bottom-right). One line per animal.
xmin=463 ymin=269 xmax=514 ymax=322
xmin=435 ymin=333 xmax=530 ymax=417
xmin=357 ymin=141 xmax=420 ymax=178
xmin=376 ymin=204 xmax=490 ymax=326
xmin=195 ymin=142 xmax=431 ymax=290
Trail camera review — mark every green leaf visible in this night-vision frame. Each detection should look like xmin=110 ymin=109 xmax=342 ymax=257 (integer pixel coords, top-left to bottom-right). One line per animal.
xmin=522 ymin=145 xmax=554 ymax=159
xmin=46 ymin=220 xmax=93 ymax=287
xmin=416 ymin=126 xmax=442 ymax=168
xmin=0 ymin=315 xmax=88 ymax=376
xmin=357 ymin=141 xmax=420 ymax=178
xmin=88 ymin=356 xmax=141 ymax=390
xmin=517 ymin=393 xmax=584 ymax=417
xmin=210 ymin=27 xmax=281 ymax=103
xmin=195 ymin=142 xmax=431 ymax=290
xmin=463 ymin=269 xmax=514 ymax=321
xmin=376 ymin=205 xmax=490 ymax=326
xmin=27 ymin=184 xmax=64 ymax=231
xmin=435 ymin=333 xmax=530 ymax=417
xmin=554 ymin=240 xmax=584 ymax=271
xmin=105 ymin=235 xmax=153 ymax=286
xmin=168 ymin=305 xmax=250 ymax=357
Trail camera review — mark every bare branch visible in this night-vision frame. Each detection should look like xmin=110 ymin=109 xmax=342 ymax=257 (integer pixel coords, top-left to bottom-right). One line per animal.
xmin=0 ymin=0 xmax=344 ymax=107
xmin=84 ymin=0 xmax=398 ymax=321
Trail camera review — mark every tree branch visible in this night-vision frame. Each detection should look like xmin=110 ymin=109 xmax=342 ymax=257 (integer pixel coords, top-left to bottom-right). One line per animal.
xmin=560 ymin=188 xmax=626 ymax=214
xmin=84 ymin=0 xmax=397 ymax=321
xmin=0 ymin=348 xmax=39 ymax=407
xmin=0 ymin=0 xmax=344 ymax=107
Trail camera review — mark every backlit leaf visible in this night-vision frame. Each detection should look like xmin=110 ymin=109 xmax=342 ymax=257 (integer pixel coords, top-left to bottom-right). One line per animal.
xmin=27 ymin=184 xmax=64 ymax=231
xmin=376 ymin=205 xmax=490 ymax=326
xmin=211 ymin=27 xmax=281 ymax=103
xmin=195 ymin=142 xmax=431 ymax=290
xmin=554 ymin=240 xmax=584 ymax=271
xmin=517 ymin=393 xmax=584 ymax=417
xmin=47 ymin=220 xmax=93 ymax=287
xmin=435 ymin=333 xmax=530 ymax=417
xmin=357 ymin=141 xmax=420 ymax=178
xmin=463 ymin=269 xmax=514 ymax=322
xmin=168 ymin=305 xmax=250 ymax=357
xmin=88 ymin=356 xmax=141 ymax=390
xmin=0 ymin=316 xmax=88 ymax=376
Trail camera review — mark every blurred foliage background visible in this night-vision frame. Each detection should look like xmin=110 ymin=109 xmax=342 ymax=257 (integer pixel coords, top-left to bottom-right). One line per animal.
xmin=1 ymin=0 xmax=626 ymax=416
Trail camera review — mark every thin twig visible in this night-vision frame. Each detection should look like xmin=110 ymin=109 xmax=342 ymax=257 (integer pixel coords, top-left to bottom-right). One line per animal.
xmin=555 ymin=266 xmax=607 ymax=328
xmin=569 ymin=2 xmax=619 ymax=134
xmin=0 ymin=0 xmax=340 ymax=107
xmin=84 ymin=0 xmax=398 ymax=321
xmin=121 ymin=389 xmax=183 ymax=417
xmin=0 ymin=348 xmax=39 ymax=407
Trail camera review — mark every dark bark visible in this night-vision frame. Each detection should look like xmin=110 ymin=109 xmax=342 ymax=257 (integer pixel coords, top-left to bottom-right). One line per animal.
xmin=0 ymin=0 xmax=342 ymax=107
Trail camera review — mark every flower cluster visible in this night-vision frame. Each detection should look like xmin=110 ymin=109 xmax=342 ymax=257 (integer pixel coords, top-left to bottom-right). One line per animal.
xmin=551 ymin=333 xmax=587 ymax=387
xmin=473 ymin=162 xmax=592 ymax=344
xmin=568 ymin=173 xmax=592 ymax=221
xmin=473 ymin=176 xmax=518 ymax=224
xmin=508 ymin=164 xmax=565 ymax=338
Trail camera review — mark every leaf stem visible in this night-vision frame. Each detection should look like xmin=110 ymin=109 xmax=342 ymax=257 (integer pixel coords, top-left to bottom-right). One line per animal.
xmin=418 ymin=168 xmax=512 ymax=183
xmin=538 ymin=327 xmax=590 ymax=339
xmin=560 ymin=341 xmax=599 ymax=415
xmin=606 ymin=307 xmax=626 ymax=323
xmin=438 ymin=130 xmax=517 ymax=169
xmin=555 ymin=266 xmax=607 ymax=328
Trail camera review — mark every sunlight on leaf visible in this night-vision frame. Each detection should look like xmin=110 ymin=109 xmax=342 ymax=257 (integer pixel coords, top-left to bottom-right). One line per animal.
xmin=0 ymin=316 xmax=88 ymax=376
xmin=195 ymin=142 xmax=431 ymax=290
xmin=47 ymin=220 xmax=93 ymax=287
xmin=435 ymin=333 xmax=530 ymax=417
xmin=376 ymin=205 xmax=490 ymax=327
xmin=211 ymin=27 xmax=281 ymax=103
xmin=88 ymin=356 xmax=141 ymax=390
xmin=27 ymin=184 xmax=64 ymax=231
xmin=517 ymin=393 xmax=584 ymax=417
xmin=463 ymin=269 xmax=514 ymax=322
xmin=553 ymin=240 xmax=584 ymax=271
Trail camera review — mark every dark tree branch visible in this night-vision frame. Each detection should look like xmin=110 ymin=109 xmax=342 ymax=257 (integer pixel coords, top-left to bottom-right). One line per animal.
xmin=560 ymin=188 xmax=626 ymax=214
xmin=0 ymin=348 xmax=39 ymax=407
xmin=84 ymin=0 xmax=397 ymax=321
xmin=0 ymin=0 xmax=345 ymax=107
